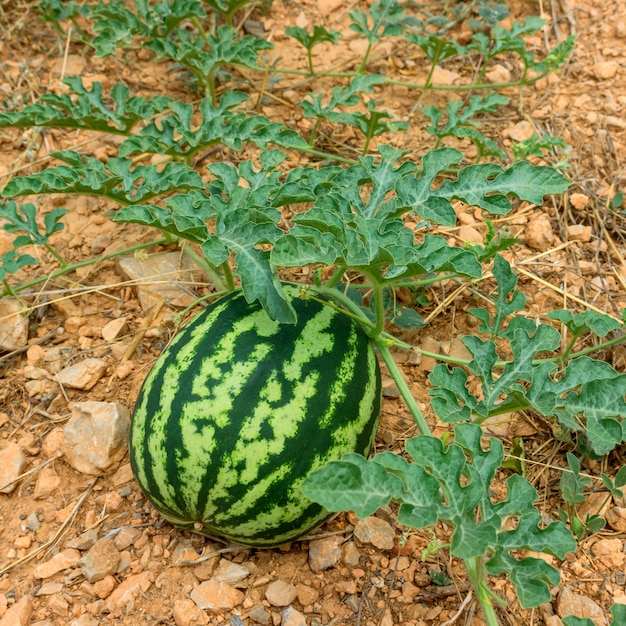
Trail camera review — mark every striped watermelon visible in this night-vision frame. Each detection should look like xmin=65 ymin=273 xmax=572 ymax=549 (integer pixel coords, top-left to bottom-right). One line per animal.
xmin=129 ymin=285 xmax=381 ymax=547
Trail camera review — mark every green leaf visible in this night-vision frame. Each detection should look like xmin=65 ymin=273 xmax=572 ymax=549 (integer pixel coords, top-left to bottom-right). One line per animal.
xmin=285 ymin=25 xmax=341 ymax=49
xmin=0 ymin=249 xmax=38 ymax=281
xmin=349 ymin=0 xmax=407 ymax=44
xmin=0 ymin=201 xmax=66 ymax=246
xmin=2 ymin=151 xmax=203 ymax=204
xmin=560 ymin=452 xmax=590 ymax=507
xmin=301 ymin=453 xmax=404 ymax=518
xmin=0 ymin=78 xmax=174 ymax=135
xmin=547 ymin=309 xmax=622 ymax=338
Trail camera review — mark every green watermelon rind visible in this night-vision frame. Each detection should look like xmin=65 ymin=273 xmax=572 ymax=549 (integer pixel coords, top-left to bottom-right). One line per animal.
xmin=130 ymin=285 xmax=381 ymax=547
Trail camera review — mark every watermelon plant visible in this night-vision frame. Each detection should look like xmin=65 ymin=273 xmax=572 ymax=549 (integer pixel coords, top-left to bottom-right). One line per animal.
xmin=1 ymin=1 xmax=624 ymax=624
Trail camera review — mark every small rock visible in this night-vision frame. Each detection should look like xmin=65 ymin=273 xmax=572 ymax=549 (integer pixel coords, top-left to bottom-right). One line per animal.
xmin=249 ymin=605 xmax=270 ymax=625
xmin=34 ymin=549 xmax=81 ymax=579
xmin=265 ymin=580 xmax=298 ymax=607
xmin=545 ymin=616 xmax=564 ymax=626
xmin=116 ymin=252 xmax=205 ymax=310
xmin=308 ymin=536 xmax=343 ymax=573
xmin=592 ymin=61 xmax=619 ymax=80
xmin=173 ymin=598 xmax=208 ymax=626
xmin=26 ymin=344 xmax=46 ymax=366
xmin=606 ymin=506 xmax=626 ymax=532
xmin=616 ymin=18 xmax=626 ymax=38
xmin=66 ymin=529 xmax=99 ymax=551
xmin=79 ymin=538 xmax=121 ymax=582
xmin=0 ymin=595 xmax=32 ymax=626
xmin=106 ymin=571 xmax=153 ymax=610
xmin=61 ymin=401 xmax=130 ymax=475
xmin=69 ymin=616 xmax=100 ymax=626
xmin=504 ymin=120 xmax=536 ymax=142
xmin=457 ymin=225 xmax=483 ymax=244
xmin=556 ymin=586 xmax=608 ymax=625
xmin=101 ymin=318 xmax=127 ymax=342
xmin=90 ymin=234 xmax=111 ymax=254
xmin=35 ymin=583 xmax=64 ymax=596
xmin=296 ymin=583 xmax=318 ymax=606
xmin=569 ymin=193 xmax=590 ymax=210
xmin=113 ymin=526 xmax=141 ymax=551
xmin=56 ymin=358 xmax=107 ymax=390
xmin=566 ymin=224 xmax=592 ymax=243
xmin=417 ymin=336 xmax=443 ymax=373
xmin=591 ymin=538 xmax=625 ymax=568
xmin=211 ymin=559 xmax=250 ymax=584
xmin=0 ymin=298 xmax=28 ymax=351
xmin=431 ymin=66 xmax=460 ymax=85
xmin=353 ymin=517 xmax=395 ymax=550
xmin=484 ymin=63 xmax=511 ymax=83
xmin=281 ymin=606 xmax=307 ymax=626
xmin=0 ymin=443 xmax=28 ymax=494
xmin=191 ymin=581 xmax=244 ymax=614
xmin=342 ymin=541 xmax=361 ymax=567
xmin=524 ymin=217 xmax=554 ymax=252
xmin=93 ymin=575 xmax=117 ymax=599
xmin=33 ymin=465 xmax=61 ymax=499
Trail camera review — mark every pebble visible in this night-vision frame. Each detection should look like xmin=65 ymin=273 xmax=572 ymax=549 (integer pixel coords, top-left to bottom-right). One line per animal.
xmin=606 ymin=506 xmax=626 ymax=532
xmin=116 ymin=252 xmax=205 ymax=310
xmin=569 ymin=193 xmax=590 ymax=210
xmin=591 ymin=538 xmax=625 ymax=568
xmin=308 ymin=536 xmax=343 ymax=573
xmin=0 ymin=595 xmax=32 ymax=626
xmin=35 ymin=583 xmax=63 ymax=596
xmin=265 ymin=580 xmax=298 ymax=607
xmin=249 ymin=605 xmax=270 ymax=625
xmin=211 ymin=559 xmax=251 ymax=584
xmin=296 ymin=583 xmax=318 ymax=606
xmin=503 ymin=120 xmax=535 ymax=142
xmin=353 ymin=517 xmax=395 ymax=550
xmin=431 ymin=66 xmax=460 ymax=86
xmin=190 ymin=581 xmax=244 ymax=614
xmin=56 ymin=358 xmax=107 ymax=390
xmin=0 ymin=298 xmax=28 ymax=351
xmin=79 ymin=539 xmax=121 ymax=582
xmin=172 ymin=598 xmax=208 ymax=626
xmin=591 ymin=61 xmax=619 ymax=80
xmin=61 ymin=401 xmax=130 ymax=476
xmin=484 ymin=63 xmax=511 ymax=84
xmin=33 ymin=465 xmax=61 ymax=499
xmin=106 ymin=571 xmax=153 ymax=610
xmin=93 ymin=575 xmax=117 ymax=599
xmin=342 ymin=541 xmax=361 ymax=567
xmin=566 ymin=224 xmax=592 ymax=243
xmin=34 ymin=549 xmax=81 ymax=579
xmin=0 ymin=443 xmax=28 ymax=494
xmin=101 ymin=317 xmax=127 ymax=342
xmin=556 ymin=586 xmax=608 ymax=625
xmin=524 ymin=217 xmax=554 ymax=252
xmin=66 ymin=529 xmax=99 ymax=551
xmin=281 ymin=606 xmax=307 ymax=626
xmin=457 ymin=225 xmax=483 ymax=244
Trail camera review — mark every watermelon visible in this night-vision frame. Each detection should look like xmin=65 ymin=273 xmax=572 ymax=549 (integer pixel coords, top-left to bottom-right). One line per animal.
xmin=129 ymin=285 xmax=381 ymax=547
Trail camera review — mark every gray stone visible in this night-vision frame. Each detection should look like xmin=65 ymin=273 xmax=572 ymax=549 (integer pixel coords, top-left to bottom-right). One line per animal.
xmin=56 ymin=358 xmax=107 ymax=390
xmin=0 ymin=298 xmax=28 ymax=351
xmin=308 ymin=536 xmax=343 ymax=573
xmin=265 ymin=580 xmax=298 ymax=607
xmin=281 ymin=606 xmax=307 ymax=626
xmin=62 ymin=401 xmax=130 ymax=475
xmin=79 ymin=539 xmax=121 ymax=583
xmin=353 ymin=517 xmax=395 ymax=550
xmin=211 ymin=559 xmax=250 ymax=584
xmin=0 ymin=442 xmax=28 ymax=494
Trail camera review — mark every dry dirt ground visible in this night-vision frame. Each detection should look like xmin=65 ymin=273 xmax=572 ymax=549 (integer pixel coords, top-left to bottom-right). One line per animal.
xmin=0 ymin=0 xmax=626 ymax=625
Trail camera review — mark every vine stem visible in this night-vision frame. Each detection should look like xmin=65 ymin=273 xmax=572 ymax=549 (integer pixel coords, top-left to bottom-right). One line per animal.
xmin=465 ymin=557 xmax=504 ymax=626
xmin=375 ymin=338 xmax=431 ymax=436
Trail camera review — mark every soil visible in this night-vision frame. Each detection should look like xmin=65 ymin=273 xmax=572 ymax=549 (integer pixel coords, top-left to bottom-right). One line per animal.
xmin=0 ymin=0 xmax=625 ymax=625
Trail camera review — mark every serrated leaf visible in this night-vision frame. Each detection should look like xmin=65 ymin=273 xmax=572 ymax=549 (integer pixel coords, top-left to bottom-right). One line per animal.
xmin=0 ymin=249 xmax=38 ymax=281
xmin=0 ymin=201 xmax=66 ymax=246
xmin=2 ymin=151 xmax=203 ymax=204
xmin=547 ymin=309 xmax=622 ymax=338
xmin=0 ymin=78 xmax=174 ymax=135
